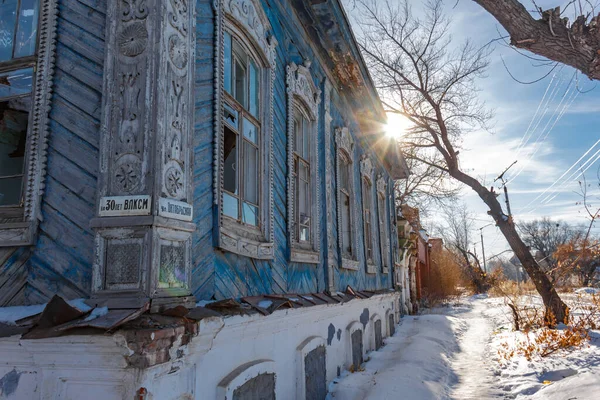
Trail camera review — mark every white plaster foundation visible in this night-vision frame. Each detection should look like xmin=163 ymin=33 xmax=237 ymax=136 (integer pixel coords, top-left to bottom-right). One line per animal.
xmin=0 ymin=292 xmax=400 ymax=399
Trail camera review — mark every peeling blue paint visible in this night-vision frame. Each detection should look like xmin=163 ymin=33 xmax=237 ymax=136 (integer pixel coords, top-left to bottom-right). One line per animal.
xmin=0 ymin=369 xmax=21 ymax=397
xmin=327 ymin=323 xmax=336 ymax=345
xmin=360 ymin=308 xmax=370 ymax=329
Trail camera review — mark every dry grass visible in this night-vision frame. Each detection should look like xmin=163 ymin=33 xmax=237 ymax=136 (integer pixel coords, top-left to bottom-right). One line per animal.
xmin=495 ymin=287 xmax=600 ymax=362
xmin=422 ymin=249 xmax=464 ymax=307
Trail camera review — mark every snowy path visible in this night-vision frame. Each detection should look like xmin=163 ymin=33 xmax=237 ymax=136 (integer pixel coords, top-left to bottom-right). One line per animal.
xmin=449 ymin=299 xmax=502 ymax=399
xmin=330 ymin=295 xmax=600 ymax=399
xmin=329 ymin=297 xmax=501 ymax=399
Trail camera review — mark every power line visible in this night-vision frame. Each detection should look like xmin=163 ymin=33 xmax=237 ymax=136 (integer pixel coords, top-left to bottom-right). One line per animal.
xmin=508 ymin=76 xmax=576 ymax=184
xmin=518 ymin=139 xmax=600 ymax=212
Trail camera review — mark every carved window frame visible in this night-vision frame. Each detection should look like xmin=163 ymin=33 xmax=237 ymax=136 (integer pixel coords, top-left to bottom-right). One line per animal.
xmin=287 ymin=61 xmax=321 ymax=264
xmin=0 ymin=0 xmax=58 ymax=247
xmin=213 ymin=0 xmax=277 ymax=260
xmin=335 ymin=127 xmax=359 ymax=270
xmin=360 ymin=155 xmax=376 ymax=274
xmin=377 ymin=174 xmax=390 ymax=274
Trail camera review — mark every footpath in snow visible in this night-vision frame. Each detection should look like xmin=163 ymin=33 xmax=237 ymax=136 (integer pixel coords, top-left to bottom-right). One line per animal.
xmin=328 ymin=294 xmax=600 ymax=400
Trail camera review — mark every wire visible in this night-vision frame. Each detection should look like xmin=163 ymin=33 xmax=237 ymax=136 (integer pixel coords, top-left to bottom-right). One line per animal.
xmin=507 ymin=75 xmax=574 ymax=184
xmin=517 ymin=138 xmax=600 ymax=213
xmin=509 ymin=83 xmax=579 ymax=184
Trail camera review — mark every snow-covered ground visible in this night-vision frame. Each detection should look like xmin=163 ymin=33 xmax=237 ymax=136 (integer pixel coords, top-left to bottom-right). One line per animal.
xmin=328 ymin=293 xmax=600 ymax=399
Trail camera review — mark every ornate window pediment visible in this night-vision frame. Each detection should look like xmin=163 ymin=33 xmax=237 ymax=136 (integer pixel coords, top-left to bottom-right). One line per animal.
xmin=0 ymin=0 xmax=58 ymax=247
xmin=335 ymin=127 xmax=359 ymax=270
xmin=214 ymin=0 xmax=277 ymax=259
xmin=287 ymin=61 xmax=321 ymax=264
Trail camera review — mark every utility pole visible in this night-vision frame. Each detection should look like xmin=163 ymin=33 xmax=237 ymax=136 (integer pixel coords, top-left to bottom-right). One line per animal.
xmin=479 ymin=223 xmax=493 ymax=273
xmin=494 ymin=160 xmax=517 ymax=219
xmin=480 ymin=230 xmax=487 ymax=273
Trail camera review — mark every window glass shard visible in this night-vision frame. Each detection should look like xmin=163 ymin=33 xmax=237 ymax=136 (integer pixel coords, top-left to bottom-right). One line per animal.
xmin=223 ymin=126 xmax=238 ymax=195
xmin=0 ymin=0 xmax=18 ymax=62
xmin=14 ymin=0 xmax=39 ymax=58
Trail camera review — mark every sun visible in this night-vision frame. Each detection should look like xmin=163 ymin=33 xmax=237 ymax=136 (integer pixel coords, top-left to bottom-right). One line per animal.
xmin=385 ymin=112 xmax=412 ymax=140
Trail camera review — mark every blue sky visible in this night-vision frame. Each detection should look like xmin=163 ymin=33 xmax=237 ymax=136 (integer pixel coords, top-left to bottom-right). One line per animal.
xmin=433 ymin=0 xmax=600 ymax=257
xmin=345 ymin=0 xmax=600 ymax=258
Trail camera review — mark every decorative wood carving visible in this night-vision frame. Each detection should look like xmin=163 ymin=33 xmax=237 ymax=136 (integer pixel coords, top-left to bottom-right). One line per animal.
xmin=92 ymin=0 xmax=196 ymax=305
xmin=376 ymin=174 xmax=387 ymax=194
xmin=213 ymin=0 xmax=277 ymax=259
xmin=360 ymin=155 xmax=374 ymax=181
xmin=323 ymin=79 xmax=336 ymax=289
xmin=0 ymin=0 xmax=59 ymax=247
xmin=377 ymin=174 xmax=390 ymax=274
xmin=287 ymin=61 xmax=321 ymax=262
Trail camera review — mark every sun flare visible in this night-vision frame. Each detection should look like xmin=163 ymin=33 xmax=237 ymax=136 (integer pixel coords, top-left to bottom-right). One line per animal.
xmin=385 ymin=112 xmax=412 ymax=140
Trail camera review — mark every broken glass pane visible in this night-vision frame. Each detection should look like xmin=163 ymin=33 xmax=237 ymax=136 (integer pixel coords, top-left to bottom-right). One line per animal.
xmin=0 ymin=0 xmax=18 ymax=62
xmin=223 ymin=126 xmax=238 ymax=195
xmin=14 ymin=0 xmax=39 ymax=58
xmin=243 ymin=117 xmax=257 ymax=144
xmin=0 ymin=97 xmax=28 ymax=206
xmin=0 ymin=67 xmax=33 ymax=98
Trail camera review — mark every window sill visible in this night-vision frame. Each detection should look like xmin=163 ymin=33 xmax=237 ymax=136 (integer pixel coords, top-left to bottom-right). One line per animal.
xmin=290 ymin=248 xmax=320 ymax=264
xmin=0 ymin=221 xmax=35 ymax=247
xmin=341 ymin=257 xmax=359 ymax=271
xmin=366 ymin=263 xmax=377 ymax=274
xmin=219 ymin=225 xmax=274 ymax=260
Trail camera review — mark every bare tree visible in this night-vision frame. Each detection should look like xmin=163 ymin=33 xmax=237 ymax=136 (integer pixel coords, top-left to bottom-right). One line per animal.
xmin=518 ymin=218 xmax=582 ymax=283
xmin=351 ymin=0 xmax=569 ymax=322
xmin=394 ymin=145 xmax=461 ymax=216
xmin=473 ymin=0 xmax=600 ymax=81
xmin=441 ymin=202 xmax=490 ymax=292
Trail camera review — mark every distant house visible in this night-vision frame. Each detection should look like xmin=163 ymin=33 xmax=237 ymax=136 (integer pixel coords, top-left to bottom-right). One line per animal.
xmin=396 ymin=205 xmax=440 ymax=313
xmin=0 ymin=1 xmax=409 ymax=399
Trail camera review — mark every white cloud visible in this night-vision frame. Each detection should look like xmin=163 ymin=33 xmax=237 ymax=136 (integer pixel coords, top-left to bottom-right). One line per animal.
xmin=459 ymin=129 xmax=562 ymax=185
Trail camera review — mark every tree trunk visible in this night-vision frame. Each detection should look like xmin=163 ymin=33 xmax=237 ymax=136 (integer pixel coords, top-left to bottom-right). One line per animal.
xmin=473 ymin=0 xmax=600 ymax=81
xmin=449 ymin=168 xmax=568 ymax=324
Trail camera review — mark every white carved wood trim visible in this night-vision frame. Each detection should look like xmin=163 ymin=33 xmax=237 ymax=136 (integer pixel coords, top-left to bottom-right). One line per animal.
xmin=360 ymin=155 xmax=374 ymax=182
xmin=323 ymin=79 xmax=336 ymax=290
xmin=92 ymin=0 xmax=196 ymax=302
xmin=335 ymin=127 xmax=360 ymax=270
xmin=286 ymin=61 xmax=321 ymax=261
xmin=341 ymin=257 xmax=360 ymax=271
xmin=377 ymin=174 xmax=390 ymax=274
xmin=0 ymin=0 xmax=59 ymax=247
xmin=213 ymin=0 xmax=277 ymax=259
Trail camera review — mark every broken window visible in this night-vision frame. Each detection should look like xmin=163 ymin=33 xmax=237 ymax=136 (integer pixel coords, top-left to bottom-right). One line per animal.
xmin=0 ymin=0 xmax=38 ymax=211
xmin=222 ymin=31 xmax=261 ymax=228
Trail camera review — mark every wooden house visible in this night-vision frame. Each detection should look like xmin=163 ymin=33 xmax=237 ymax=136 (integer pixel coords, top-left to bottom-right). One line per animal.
xmin=0 ymin=0 xmax=409 ymax=398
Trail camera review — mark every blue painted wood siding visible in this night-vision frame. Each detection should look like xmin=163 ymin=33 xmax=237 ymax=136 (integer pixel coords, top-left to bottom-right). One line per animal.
xmin=0 ymin=0 xmax=105 ymax=306
xmin=193 ymin=0 xmax=395 ymax=300
xmin=0 ymin=0 xmax=397 ymax=306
